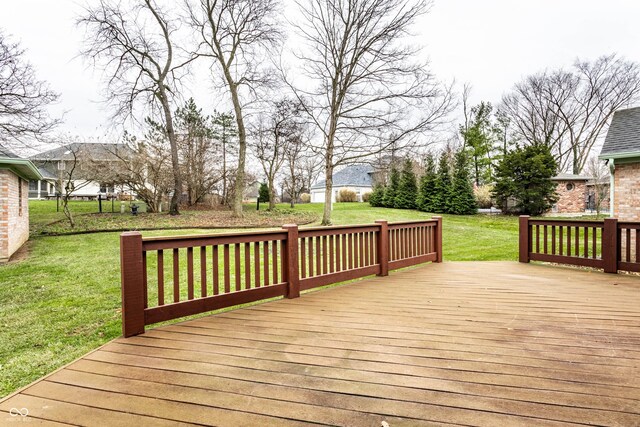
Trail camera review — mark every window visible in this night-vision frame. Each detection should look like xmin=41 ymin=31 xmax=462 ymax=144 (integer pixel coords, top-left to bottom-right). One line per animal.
xmin=29 ymin=180 xmax=38 ymax=191
xmin=566 ymin=182 xmax=575 ymax=191
xmin=18 ymin=178 xmax=23 ymax=216
xmin=58 ymin=161 xmax=65 ymax=171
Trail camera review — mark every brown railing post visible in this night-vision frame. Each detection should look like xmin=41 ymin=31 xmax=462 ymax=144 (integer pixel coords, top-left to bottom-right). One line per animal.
xmin=120 ymin=231 xmax=146 ymax=337
xmin=432 ymin=216 xmax=443 ymax=262
xmin=375 ymin=220 xmax=389 ymax=276
xmin=603 ymin=217 xmax=618 ymax=274
xmin=519 ymin=215 xmax=530 ymax=263
xmin=283 ymin=224 xmax=300 ymax=298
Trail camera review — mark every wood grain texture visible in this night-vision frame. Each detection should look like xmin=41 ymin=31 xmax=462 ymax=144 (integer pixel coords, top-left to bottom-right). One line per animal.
xmin=6 ymin=262 xmax=640 ymax=426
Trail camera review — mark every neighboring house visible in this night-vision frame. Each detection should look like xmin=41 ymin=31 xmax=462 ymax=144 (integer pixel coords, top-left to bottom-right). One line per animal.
xmin=550 ymin=173 xmax=590 ymax=214
xmin=243 ymin=180 xmax=261 ymax=203
xmin=310 ymin=164 xmax=373 ymax=203
xmin=599 ymin=106 xmax=640 ymax=221
xmin=29 ymin=143 xmax=128 ymax=199
xmin=0 ymin=149 xmax=42 ymax=263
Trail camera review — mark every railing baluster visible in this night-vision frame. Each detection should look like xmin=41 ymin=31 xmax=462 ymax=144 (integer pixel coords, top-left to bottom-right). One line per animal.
xmin=157 ymin=249 xmax=164 ymax=306
xmin=592 ymin=227 xmax=597 ymax=259
xmin=626 ymin=228 xmax=632 ymax=262
xmin=315 ymin=235 xmax=321 ymax=275
xmin=187 ymin=247 xmax=194 ymax=300
xmin=308 ymin=237 xmax=314 ymax=277
xmin=300 ymin=237 xmax=307 ymax=278
xmin=224 ymin=244 xmax=231 ymax=293
xmin=551 ymin=226 xmax=556 ymax=255
xmin=329 ymin=235 xmax=335 ymax=273
xmin=336 ymin=234 xmax=342 ymax=271
xmin=322 ymin=235 xmax=328 ymax=274
xmin=584 ymin=227 xmax=588 ymax=258
xmin=273 ymin=239 xmax=279 ymax=284
xmin=636 ymin=229 xmax=640 ymax=263
xmin=212 ymin=245 xmax=219 ymax=295
xmin=200 ymin=246 xmax=207 ymax=297
xmin=535 ymin=225 xmax=540 ymax=253
xmin=567 ymin=226 xmax=572 ymax=257
xmin=281 ymin=239 xmax=286 ymax=284
xmin=559 ymin=226 xmax=564 ymax=256
xmin=364 ymin=232 xmax=370 ymax=267
xmin=173 ymin=248 xmax=179 ymax=302
xmin=543 ymin=225 xmax=548 ymax=254
xmin=142 ymin=251 xmax=148 ymax=308
xmin=234 ymin=243 xmax=241 ymax=291
xmin=245 ymin=242 xmax=251 ymax=289
xmin=342 ymin=233 xmax=347 ymax=269
xmin=574 ymin=226 xmax=579 ymax=258
xmin=264 ymin=241 xmax=270 ymax=286
xmin=254 ymin=241 xmax=260 ymax=287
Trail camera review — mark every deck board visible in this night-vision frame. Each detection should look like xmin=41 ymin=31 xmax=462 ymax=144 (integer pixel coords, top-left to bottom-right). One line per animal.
xmin=2 ymin=261 xmax=640 ymax=426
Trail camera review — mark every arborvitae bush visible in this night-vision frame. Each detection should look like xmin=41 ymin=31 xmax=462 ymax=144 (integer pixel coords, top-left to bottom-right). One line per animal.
xmin=417 ymin=154 xmax=437 ymax=212
xmin=449 ymin=150 xmax=478 ymax=215
xmin=368 ymin=184 xmax=385 ymax=207
xmin=492 ymin=144 xmax=559 ymax=215
xmin=258 ymin=183 xmax=270 ymax=202
xmin=432 ymin=151 xmax=453 ymax=213
xmin=382 ymin=167 xmax=400 ymax=208
xmin=394 ymin=157 xmax=418 ymax=209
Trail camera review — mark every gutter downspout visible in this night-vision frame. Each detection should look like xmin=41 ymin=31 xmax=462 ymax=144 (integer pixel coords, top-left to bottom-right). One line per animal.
xmin=608 ymin=158 xmax=615 ymax=218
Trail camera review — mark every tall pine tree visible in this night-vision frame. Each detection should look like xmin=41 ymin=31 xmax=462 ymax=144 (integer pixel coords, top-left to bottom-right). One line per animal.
xmin=432 ymin=151 xmax=453 ymax=213
xmin=417 ymin=154 xmax=437 ymax=212
xmin=450 ymin=150 xmax=478 ymax=214
xmin=382 ymin=167 xmax=400 ymax=208
xmin=395 ymin=158 xmax=418 ymax=209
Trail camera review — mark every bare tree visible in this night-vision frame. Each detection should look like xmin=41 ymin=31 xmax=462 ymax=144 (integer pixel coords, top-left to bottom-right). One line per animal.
xmin=0 ymin=30 xmax=60 ymax=148
xmin=585 ymin=155 xmax=610 ymax=217
xmin=500 ymin=55 xmax=640 ymax=174
xmin=186 ymin=0 xmax=283 ymax=217
xmin=252 ymin=98 xmax=303 ymax=210
xmin=109 ymin=130 xmax=174 ymax=213
xmin=78 ymin=0 xmax=195 ymax=215
xmin=212 ymin=111 xmax=237 ymax=206
xmin=286 ymin=0 xmax=455 ymax=224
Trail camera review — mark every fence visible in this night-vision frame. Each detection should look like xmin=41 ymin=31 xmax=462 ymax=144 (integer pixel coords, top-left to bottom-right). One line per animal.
xmin=519 ymin=215 xmax=640 ymax=274
xmin=120 ymin=217 xmax=442 ymax=337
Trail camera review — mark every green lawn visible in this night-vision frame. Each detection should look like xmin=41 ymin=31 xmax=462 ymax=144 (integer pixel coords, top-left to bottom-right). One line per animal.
xmin=1 ymin=201 xmax=521 ymax=398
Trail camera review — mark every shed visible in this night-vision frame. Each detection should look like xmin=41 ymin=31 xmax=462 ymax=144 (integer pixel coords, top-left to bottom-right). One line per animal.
xmin=0 ymin=149 xmax=42 ymax=262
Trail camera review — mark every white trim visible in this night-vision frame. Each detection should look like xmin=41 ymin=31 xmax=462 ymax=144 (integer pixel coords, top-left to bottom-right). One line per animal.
xmin=609 ymin=158 xmax=615 ymax=218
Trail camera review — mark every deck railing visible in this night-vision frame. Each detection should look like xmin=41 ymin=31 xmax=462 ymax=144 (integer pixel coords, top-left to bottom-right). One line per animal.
xmin=519 ymin=215 xmax=640 ymax=274
xmin=120 ymin=217 xmax=442 ymax=337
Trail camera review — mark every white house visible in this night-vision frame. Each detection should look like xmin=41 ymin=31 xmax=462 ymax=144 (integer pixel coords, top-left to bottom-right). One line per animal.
xmin=310 ymin=164 xmax=373 ymax=203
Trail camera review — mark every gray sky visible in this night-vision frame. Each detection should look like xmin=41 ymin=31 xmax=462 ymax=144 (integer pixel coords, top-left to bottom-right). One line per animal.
xmin=2 ymin=0 xmax=640 ymax=139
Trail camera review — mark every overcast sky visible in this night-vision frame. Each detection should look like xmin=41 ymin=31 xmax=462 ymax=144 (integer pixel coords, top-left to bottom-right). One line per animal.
xmin=2 ymin=0 xmax=640 ymax=140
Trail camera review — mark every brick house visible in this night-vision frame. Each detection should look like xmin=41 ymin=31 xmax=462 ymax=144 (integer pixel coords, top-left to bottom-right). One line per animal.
xmin=550 ymin=173 xmax=590 ymax=214
xmin=0 ymin=149 xmax=42 ymax=262
xmin=599 ymin=106 xmax=640 ymax=221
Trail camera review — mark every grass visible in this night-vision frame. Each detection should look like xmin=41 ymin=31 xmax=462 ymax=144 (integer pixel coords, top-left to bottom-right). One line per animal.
xmin=0 ymin=201 xmax=551 ymax=397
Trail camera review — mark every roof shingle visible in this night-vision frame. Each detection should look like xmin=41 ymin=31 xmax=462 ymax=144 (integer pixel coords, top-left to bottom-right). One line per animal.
xmin=600 ymin=107 xmax=640 ymax=157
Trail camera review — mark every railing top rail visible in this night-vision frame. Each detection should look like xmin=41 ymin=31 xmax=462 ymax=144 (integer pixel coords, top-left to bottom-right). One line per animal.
xmin=299 ymin=225 xmax=380 ymax=237
xmin=298 ymin=223 xmax=382 ymax=234
xmin=617 ymin=221 xmax=640 ymax=229
xmin=528 ymin=219 xmax=604 ymax=228
xmin=387 ymin=219 xmax=439 ymax=227
xmin=141 ymin=229 xmax=287 ymax=243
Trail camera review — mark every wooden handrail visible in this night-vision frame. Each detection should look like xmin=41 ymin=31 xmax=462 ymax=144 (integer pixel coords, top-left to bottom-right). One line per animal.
xmin=519 ymin=216 xmax=640 ymax=274
xmin=120 ymin=218 xmax=443 ymax=337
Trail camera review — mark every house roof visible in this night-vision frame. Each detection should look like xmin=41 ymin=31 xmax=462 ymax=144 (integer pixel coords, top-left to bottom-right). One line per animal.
xmin=0 ymin=151 xmax=43 ymax=181
xmin=310 ymin=164 xmax=373 ymax=190
xmin=30 ymin=142 xmax=128 ymax=162
xmin=551 ymin=173 xmax=591 ymax=181
xmin=599 ymin=107 xmax=640 ymax=159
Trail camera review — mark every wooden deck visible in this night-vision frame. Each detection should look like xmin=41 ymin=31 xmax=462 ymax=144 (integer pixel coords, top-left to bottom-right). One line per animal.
xmin=2 ymin=261 xmax=640 ymax=426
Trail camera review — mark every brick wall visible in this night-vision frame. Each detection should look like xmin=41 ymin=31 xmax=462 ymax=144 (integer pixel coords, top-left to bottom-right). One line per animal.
xmin=614 ymin=162 xmax=640 ymax=221
xmin=553 ymin=180 xmax=587 ymax=213
xmin=0 ymin=169 xmax=30 ymax=262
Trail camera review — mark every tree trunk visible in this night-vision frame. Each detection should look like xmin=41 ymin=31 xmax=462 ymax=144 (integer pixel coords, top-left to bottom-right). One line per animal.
xmin=158 ymin=88 xmax=182 ymax=216
xmin=268 ymin=176 xmax=276 ymax=211
xmin=225 ymin=79 xmax=246 ymax=218
xmin=321 ymin=163 xmax=333 ymax=225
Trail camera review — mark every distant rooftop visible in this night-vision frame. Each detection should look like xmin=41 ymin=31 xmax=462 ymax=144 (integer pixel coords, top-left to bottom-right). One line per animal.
xmin=600 ymin=106 xmax=640 ymax=158
xmin=552 ymin=173 xmax=591 ymax=181
xmin=311 ymin=164 xmax=373 ymax=190
xmin=30 ymin=142 xmax=128 ymax=162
